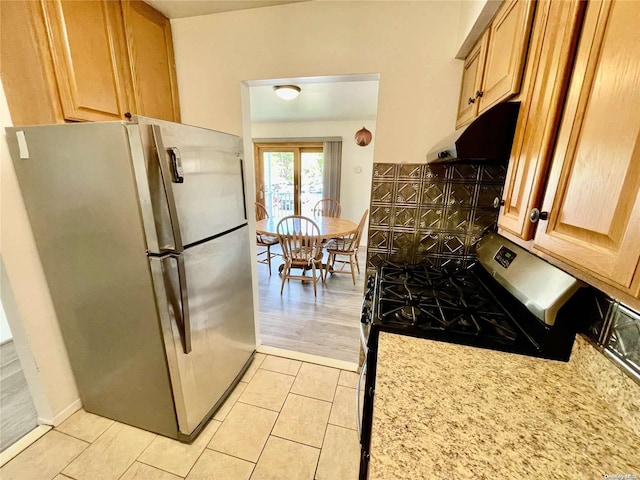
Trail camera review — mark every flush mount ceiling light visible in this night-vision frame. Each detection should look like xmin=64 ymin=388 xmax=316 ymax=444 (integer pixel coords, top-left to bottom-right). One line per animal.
xmin=273 ymin=85 xmax=301 ymax=100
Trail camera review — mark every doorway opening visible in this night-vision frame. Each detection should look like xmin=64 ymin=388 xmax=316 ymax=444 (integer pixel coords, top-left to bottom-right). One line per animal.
xmin=0 ymin=289 xmax=38 ymax=455
xmin=245 ymin=73 xmax=379 ymax=367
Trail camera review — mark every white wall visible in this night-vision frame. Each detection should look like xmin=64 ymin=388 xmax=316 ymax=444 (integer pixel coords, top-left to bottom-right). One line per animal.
xmin=455 ymin=0 xmax=502 ymax=59
xmin=457 ymin=1 xmax=488 ymax=51
xmin=171 ymin=1 xmax=464 ymax=165
xmin=0 ymin=79 xmax=80 ymax=425
xmin=252 ymin=119 xmax=375 ymax=235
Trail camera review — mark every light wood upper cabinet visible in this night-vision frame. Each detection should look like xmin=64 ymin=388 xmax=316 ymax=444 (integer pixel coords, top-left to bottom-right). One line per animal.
xmin=455 ymin=34 xmax=487 ymax=130
xmin=121 ymin=1 xmax=180 ymax=123
xmin=532 ymin=0 xmax=640 ymax=295
xmin=0 ymin=0 xmax=179 ymax=125
xmin=0 ymin=0 xmax=63 ymax=125
xmin=477 ymin=0 xmax=535 ymax=115
xmin=456 ymin=0 xmax=534 ymax=128
xmin=498 ymin=0 xmax=585 ymax=240
xmin=42 ymin=0 xmax=133 ymax=122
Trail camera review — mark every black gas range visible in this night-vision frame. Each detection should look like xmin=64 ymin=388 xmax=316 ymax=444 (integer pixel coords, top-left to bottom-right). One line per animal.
xmin=367 ymin=262 xmax=541 ymax=353
xmin=358 ymin=232 xmax=593 ymax=480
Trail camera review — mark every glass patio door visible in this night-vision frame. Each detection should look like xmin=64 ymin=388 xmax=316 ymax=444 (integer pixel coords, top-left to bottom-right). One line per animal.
xmin=255 ymin=143 xmax=324 ymax=217
xmin=261 ymin=149 xmax=295 ymax=217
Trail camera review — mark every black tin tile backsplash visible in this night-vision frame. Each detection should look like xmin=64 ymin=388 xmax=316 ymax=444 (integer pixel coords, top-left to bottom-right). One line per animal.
xmin=581 ymin=292 xmax=640 ymax=384
xmin=366 ymin=162 xmax=507 ymax=270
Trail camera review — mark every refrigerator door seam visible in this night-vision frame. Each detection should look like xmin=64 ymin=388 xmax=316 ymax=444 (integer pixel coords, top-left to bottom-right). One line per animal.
xmin=238 ymin=156 xmax=248 ymax=221
xmin=182 ymin=222 xmax=248 ymax=250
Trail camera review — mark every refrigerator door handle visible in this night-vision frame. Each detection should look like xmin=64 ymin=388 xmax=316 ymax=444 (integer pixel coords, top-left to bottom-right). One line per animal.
xmin=172 ymin=253 xmax=192 ymax=354
xmin=151 ymin=124 xmax=184 ymax=253
xmin=168 ymin=147 xmax=184 ymax=183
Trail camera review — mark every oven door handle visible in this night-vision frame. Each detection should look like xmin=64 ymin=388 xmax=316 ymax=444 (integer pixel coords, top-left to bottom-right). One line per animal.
xmin=359 ymin=322 xmax=369 ymax=354
xmin=356 ymin=354 xmax=367 ymax=440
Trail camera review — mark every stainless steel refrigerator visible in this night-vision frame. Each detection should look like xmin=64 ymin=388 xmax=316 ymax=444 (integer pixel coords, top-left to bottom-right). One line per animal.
xmin=5 ymin=116 xmax=256 ymax=441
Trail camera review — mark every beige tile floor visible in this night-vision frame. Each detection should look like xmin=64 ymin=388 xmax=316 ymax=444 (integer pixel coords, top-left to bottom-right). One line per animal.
xmin=0 ymin=354 xmax=362 ymax=480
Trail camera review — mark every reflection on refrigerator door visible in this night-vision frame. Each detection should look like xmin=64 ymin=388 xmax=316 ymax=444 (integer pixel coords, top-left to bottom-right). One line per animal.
xmin=150 ymin=225 xmax=255 ymax=435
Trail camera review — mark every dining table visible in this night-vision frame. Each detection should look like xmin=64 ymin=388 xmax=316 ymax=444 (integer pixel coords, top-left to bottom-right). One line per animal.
xmin=255 ymin=215 xmax=357 ymax=239
xmin=255 ymin=215 xmax=358 ymax=274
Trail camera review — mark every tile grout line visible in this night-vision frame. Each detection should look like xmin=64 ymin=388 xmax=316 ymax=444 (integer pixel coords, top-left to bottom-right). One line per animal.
xmin=267 ymin=432 xmax=324 ymax=452
xmin=28 ymin=430 xmax=90 ymax=480
xmin=314 ymin=423 xmax=333 ymax=480
xmin=244 ymin=357 xmax=333 ymax=476
xmin=135 ymin=454 xmax=197 ymax=479
xmin=114 ymin=430 xmax=156 ymax=480
xmin=240 ymin=356 xmax=298 ymax=475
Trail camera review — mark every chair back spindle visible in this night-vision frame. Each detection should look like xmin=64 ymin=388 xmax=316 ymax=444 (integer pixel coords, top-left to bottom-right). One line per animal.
xmin=255 ymin=202 xmax=279 ymax=275
xmin=276 ymin=215 xmax=324 ymax=297
xmin=312 ymin=198 xmax=341 ymax=218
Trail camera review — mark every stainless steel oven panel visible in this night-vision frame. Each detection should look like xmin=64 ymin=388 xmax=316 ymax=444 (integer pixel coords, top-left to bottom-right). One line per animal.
xmin=476 ymin=232 xmax=582 ymax=326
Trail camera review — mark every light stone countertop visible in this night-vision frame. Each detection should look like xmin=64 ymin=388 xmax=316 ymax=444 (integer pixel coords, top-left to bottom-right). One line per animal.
xmin=369 ymin=333 xmax=640 ymax=480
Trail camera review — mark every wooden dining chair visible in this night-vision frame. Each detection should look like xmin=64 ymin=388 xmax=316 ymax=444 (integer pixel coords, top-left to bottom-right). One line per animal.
xmin=312 ymin=198 xmax=341 ymax=218
xmin=325 ymin=209 xmax=368 ymax=284
xmin=276 ymin=215 xmax=325 ymax=297
xmin=255 ymin=203 xmax=279 ymax=275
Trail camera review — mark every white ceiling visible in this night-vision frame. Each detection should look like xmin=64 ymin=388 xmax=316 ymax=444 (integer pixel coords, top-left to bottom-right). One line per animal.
xmin=144 ymin=0 xmax=308 ymax=19
xmin=250 ymin=79 xmax=379 ymax=123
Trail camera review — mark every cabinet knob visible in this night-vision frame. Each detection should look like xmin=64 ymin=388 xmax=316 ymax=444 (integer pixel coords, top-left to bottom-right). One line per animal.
xmin=493 ymin=197 xmax=505 ymax=209
xmin=467 ymin=97 xmax=475 ymax=105
xmin=529 ymin=208 xmax=549 ymax=223
xmin=475 ymin=90 xmax=484 ymax=98
xmin=124 ymin=112 xmax=132 ymax=120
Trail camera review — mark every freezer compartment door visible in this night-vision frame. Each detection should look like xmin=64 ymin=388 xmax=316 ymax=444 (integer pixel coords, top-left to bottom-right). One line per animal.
xmin=150 ymin=225 xmax=256 ymax=435
xmin=135 ymin=116 xmax=247 ymax=252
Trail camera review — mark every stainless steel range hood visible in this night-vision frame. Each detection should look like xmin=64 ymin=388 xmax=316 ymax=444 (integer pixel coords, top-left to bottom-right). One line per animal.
xmin=426 ymin=102 xmax=520 ymax=164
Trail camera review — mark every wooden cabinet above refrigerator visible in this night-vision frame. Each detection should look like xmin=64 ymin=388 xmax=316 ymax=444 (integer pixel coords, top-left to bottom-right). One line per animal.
xmin=0 ymin=0 xmax=180 ymax=125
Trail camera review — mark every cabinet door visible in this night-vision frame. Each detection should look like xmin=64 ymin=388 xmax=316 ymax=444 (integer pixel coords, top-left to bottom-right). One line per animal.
xmin=455 ymin=34 xmax=487 ymax=129
xmin=42 ymin=0 xmax=132 ymax=121
xmin=533 ymin=0 xmax=640 ymax=292
xmin=498 ymin=0 xmax=585 ymax=239
xmin=0 ymin=0 xmax=64 ymax=125
xmin=477 ymin=0 xmax=535 ymax=115
xmin=121 ymin=1 xmax=180 ymax=122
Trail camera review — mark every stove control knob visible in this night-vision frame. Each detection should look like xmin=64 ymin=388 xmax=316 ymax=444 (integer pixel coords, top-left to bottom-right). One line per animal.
xmin=360 ymin=307 xmax=370 ymax=324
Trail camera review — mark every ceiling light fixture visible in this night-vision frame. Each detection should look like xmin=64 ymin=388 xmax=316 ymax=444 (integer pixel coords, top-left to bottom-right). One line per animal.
xmin=273 ymin=85 xmax=301 ymax=101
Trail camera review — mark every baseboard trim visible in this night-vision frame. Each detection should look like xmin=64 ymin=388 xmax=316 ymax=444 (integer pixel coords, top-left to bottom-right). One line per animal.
xmin=256 ymin=345 xmax=358 ymax=372
xmin=0 ymin=425 xmax=51 ymax=467
xmin=38 ymin=398 xmax=82 ymax=427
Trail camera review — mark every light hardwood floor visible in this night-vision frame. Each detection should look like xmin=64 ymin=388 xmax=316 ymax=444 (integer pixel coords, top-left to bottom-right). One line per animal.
xmin=0 ymin=341 xmax=38 ymax=452
xmin=256 ymin=244 xmax=365 ymax=364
